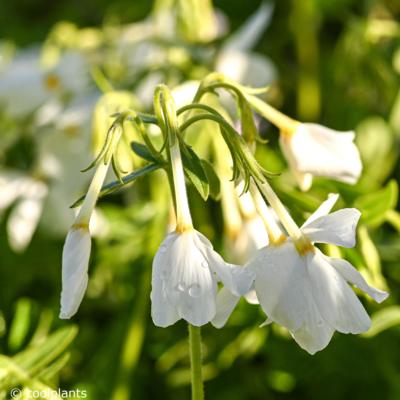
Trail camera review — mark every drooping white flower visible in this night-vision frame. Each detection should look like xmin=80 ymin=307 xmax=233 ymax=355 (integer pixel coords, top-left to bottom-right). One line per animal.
xmin=280 ymin=123 xmax=362 ymax=191
xmin=151 ymin=94 xmax=253 ymax=327
xmin=151 ymin=229 xmax=253 ymax=327
xmin=60 ymin=160 xmax=110 ymax=319
xmin=246 ymin=194 xmax=388 ymax=354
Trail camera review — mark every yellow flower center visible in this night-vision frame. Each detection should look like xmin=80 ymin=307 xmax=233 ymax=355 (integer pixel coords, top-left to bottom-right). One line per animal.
xmin=44 ymin=73 xmax=61 ymax=91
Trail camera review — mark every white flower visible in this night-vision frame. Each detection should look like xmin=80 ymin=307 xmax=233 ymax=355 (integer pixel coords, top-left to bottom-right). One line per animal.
xmin=0 ymin=49 xmax=89 ymax=118
xmin=60 ymin=160 xmax=110 ymax=319
xmin=280 ymin=123 xmax=362 ymax=191
xmin=246 ymin=194 xmax=388 ymax=354
xmin=0 ymin=170 xmax=48 ymax=252
xmin=215 ymin=3 xmax=276 ymax=90
xmin=151 ymin=229 xmax=254 ymax=327
xmin=151 ymin=92 xmax=254 ymax=327
xmin=7 ymin=180 xmax=48 ymax=252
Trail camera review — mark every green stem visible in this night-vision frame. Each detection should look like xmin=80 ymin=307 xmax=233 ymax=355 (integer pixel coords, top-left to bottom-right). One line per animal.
xmin=188 ymin=324 xmax=204 ymax=400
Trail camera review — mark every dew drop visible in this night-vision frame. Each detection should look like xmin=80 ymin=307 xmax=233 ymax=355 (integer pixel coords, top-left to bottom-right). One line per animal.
xmin=317 ymin=320 xmax=323 ymax=327
xmin=159 ymin=245 xmax=167 ymax=253
xmin=201 ymin=261 xmax=208 ymax=269
xmin=189 ymin=283 xmax=202 ymax=297
xmin=160 ymin=269 xmax=168 ymax=280
xmin=175 ymin=282 xmax=186 ymax=292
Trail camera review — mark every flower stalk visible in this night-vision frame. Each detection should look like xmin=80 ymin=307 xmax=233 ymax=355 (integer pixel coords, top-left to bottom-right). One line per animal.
xmin=249 ymin=182 xmax=285 ymax=245
xmin=188 ymin=324 xmax=204 ymax=400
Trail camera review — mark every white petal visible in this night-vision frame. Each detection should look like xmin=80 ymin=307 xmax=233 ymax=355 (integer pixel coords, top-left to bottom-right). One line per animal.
xmin=281 ymin=123 xmax=362 ymax=185
xmin=60 ymin=227 xmax=91 ymax=319
xmin=195 ymin=231 xmax=255 ymax=296
xmin=302 ymin=208 xmax=361 ymax=247
xmin=229 ymin=216 xmax=269 ymax=265
xmin=151 ymin=234 xmax=180 ymax=327
xmin=0 ymin=172 xmax=26 ymax=212
xmin=248 ymin=242 xmax=311 ymax=332
xmin=291 ymin=297 xmax=335 ymax=355
xmin=162 ymin=231 xmax=217 ymax=326
xmin=171 ymin=81 xmax=199 ymax=109
xmin=328 ymin=257 xmax=389 ymax=303
xmin=244 ymin=289 xmax=259 ymax=305
xmin=216 ymin=50 xmax=276 ymax=88
xmin=293 ymin=169 xmax=313 ymax=192
xmin=211 ymin=288 xmax=240 ymax=329
xmin=302 ymin=194 xmax=339 ymax=227
xmin=222 ymin=2 xmax=273 ymax=52
xmin=7 ymin=180 xmax=47 ymax=252
xmin=307 ymin=250 xmax=371 ymax=334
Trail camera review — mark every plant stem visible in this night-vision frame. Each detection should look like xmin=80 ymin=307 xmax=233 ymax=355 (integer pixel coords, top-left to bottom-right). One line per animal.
xmin=188 ymin=324 xmax=204 ymax=400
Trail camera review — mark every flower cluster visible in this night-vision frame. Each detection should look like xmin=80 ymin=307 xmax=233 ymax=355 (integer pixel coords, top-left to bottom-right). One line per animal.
xmin=59 ymin=76 xmax=388 ymax=355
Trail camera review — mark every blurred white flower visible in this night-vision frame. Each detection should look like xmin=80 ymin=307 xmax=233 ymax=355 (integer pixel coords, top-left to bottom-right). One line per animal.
xmin=215 ymin=2 xmax=276 ymax=88
xmin=0 ymin=49 xmax=89 ymax=117
xmin=151 ymin=229 xmax=254 ymax=327
xmin=280 ymin=123 xmax=363 ymax=191
xmin=37 ymin=93 xmax=99 ymax=235
xmin=227 ymin=187 xmax=269 ymax=264
xmin=246 ymin=194 xmax=388 ymax=354
xmin=7 ymin=180 xmax=48 ymax=252
xmin=0 ymin=170 xmax=48 ymax=252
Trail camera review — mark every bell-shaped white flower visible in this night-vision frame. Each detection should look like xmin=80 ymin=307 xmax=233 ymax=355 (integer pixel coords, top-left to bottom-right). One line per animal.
xmin=280 ymin=123 xmax=362 ymax=191
xmin=247 ymin=194 xmax=388 ymax=354
xmin=151 ymin=99 xmax=253 ymax=327
xmin=151 ymin=229 xmax=253 ymax=327
xmin=60 ymin=160 xmax=109 ymax=319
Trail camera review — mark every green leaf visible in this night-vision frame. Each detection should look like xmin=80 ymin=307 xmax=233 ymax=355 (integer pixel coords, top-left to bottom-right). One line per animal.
xmin=37 ymin=353 xmax=71 ymax=382
xmin=13 ymin=326 xmax=78 ymax=376
xmin=180 ymin=144 xmax=209 ymax=201
xmin=356 ymin=117 xmax=397 ymax=186
xmin=130 ymin=141 xmax=157 ymax=162
xmin=201 ymin=160 xmax=220 ymax=200
xmin=363 ymin=306 xmax=400 ymax=338
xmin=8 ymin=299 xmax=32 ymax=352
xmin=354 ymin=180 xmax=398 ymax=227
xmin=70 ymin=163 xmax=161 ymax=207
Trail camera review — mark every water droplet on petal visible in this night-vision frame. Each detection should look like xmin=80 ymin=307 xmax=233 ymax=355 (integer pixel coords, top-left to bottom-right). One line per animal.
xmin=160 ymin=269 xmax=168 ymax=280
xmin=201 ymin=261 xmax=208 ymax=269
xmin=317 ymin=320 xmax=323 ymax=327
xmin=188 ymin=283 xmax=202 ymax=297
xmin=175 ymin=282 xmax=186 ymax=292
xmin=159 ymin=245 xmax=167 ymax=253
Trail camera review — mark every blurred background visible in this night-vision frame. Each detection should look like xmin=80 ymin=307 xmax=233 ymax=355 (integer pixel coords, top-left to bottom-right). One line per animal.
xmin=0 ymin=0 xmax=400 ymax=399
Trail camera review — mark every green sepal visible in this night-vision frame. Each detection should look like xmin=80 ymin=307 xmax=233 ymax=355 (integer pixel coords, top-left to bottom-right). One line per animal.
xmin=238 ymin=95 xmax=258 ymax=147
xmin=131 ymin=141 xmax=159 ymax=163
xmin=201 ymin=159 xmax=221 ymax=200
xmin=180 ymin=142 xmax=210 ymax=201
